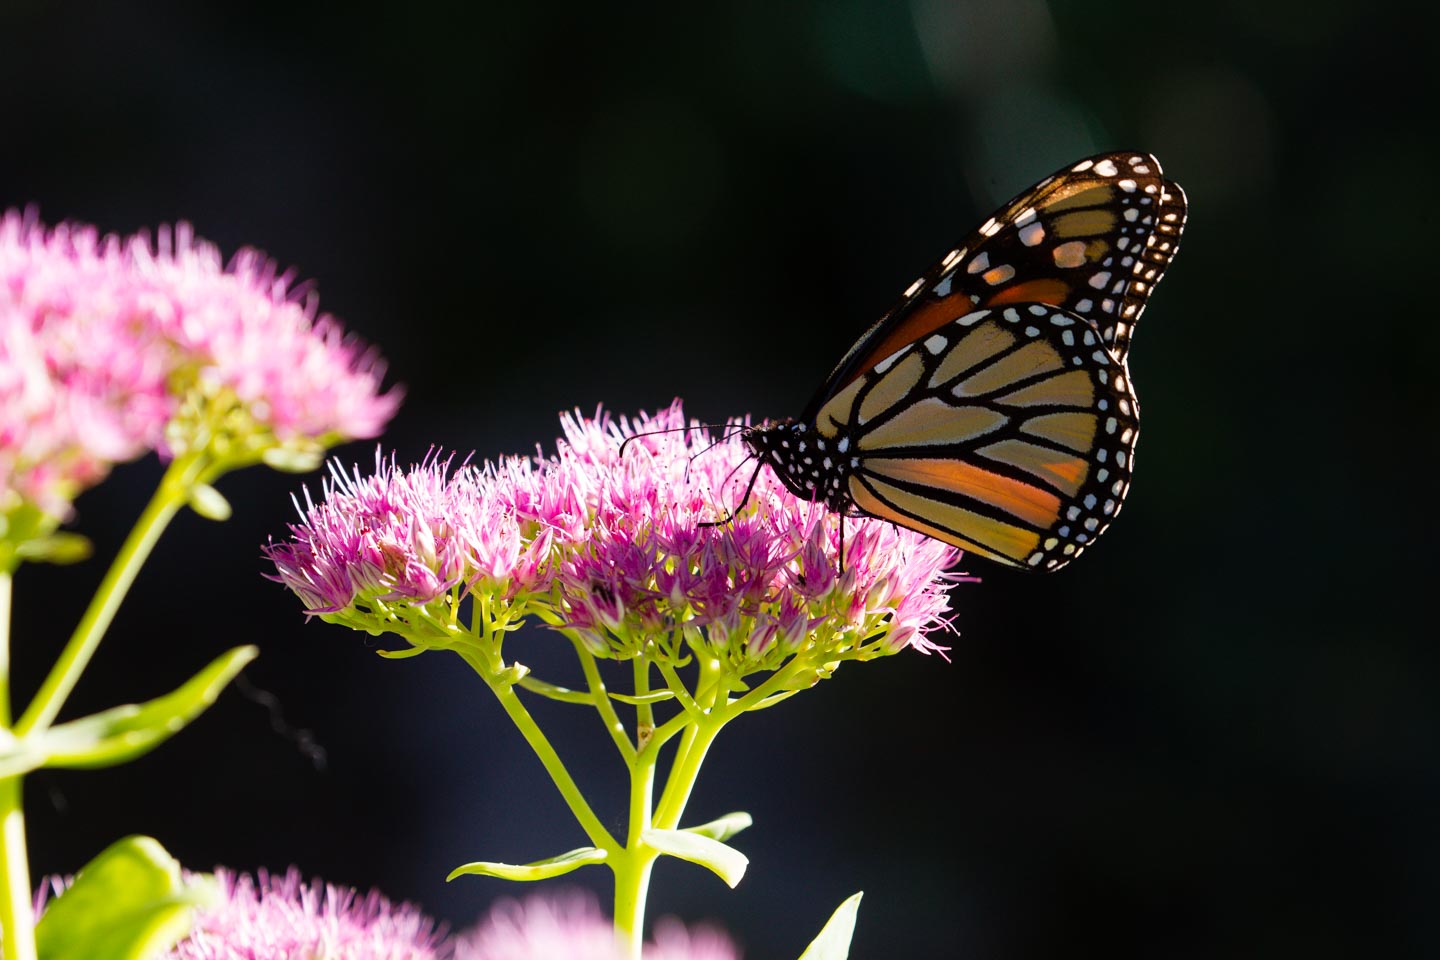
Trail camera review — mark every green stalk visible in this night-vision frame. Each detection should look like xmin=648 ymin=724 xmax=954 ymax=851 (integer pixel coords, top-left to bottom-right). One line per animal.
xmin=1 ymin=455 xmax=208 ymax=959
xmin=572 ymin=637 xmax=635 ymax=762
xmin=1 ymin=570 xmax=12 ymax=726
xmin=14 ymin=455 xmax=204 ymax=738
xmin=632 ymin=658 xmax=654 ymax=745
xmin=0 ymin=776 xmax=35 ymax=960
xmin=612 ymin=734 xmax=659 ymax=960
xmin=0 ymin=570 xmax=36 ymax=960
xmin=652 ymin=712 xmax=728 ymax=830
xmin=530 ymin=608 xmax=635 ymax=762
xmin=456 ymin=646 xmax=617 ymax=853
xmin=652 ymin=653 xmax=725 ymax=828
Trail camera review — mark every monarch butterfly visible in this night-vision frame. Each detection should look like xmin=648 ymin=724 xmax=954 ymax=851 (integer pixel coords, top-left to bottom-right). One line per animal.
xmin=737 ymin=151 xmax=1186 ymax=571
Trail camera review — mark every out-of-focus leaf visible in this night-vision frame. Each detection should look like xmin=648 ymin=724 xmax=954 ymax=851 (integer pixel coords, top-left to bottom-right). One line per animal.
xmin=796 ymin=891 xmax=863 ymax=960
xmin=682 ymin=811 xmax=753 ymax=843
xmin=642 ymin=829 xmax=748 ymax=888
xmin=42 ymin=646 xmax=257 ymax=769
xmin=35 ymin=835 xmax=217 ymax=960
xmin=447 ymin=846 xmax=608 ymax=882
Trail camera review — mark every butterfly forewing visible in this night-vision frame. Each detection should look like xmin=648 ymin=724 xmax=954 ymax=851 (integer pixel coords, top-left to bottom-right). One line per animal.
xmin=806 ymin=152 xmax=1185 ymax=423
xmin=813 ymin=303 xmax=1140 ymax=571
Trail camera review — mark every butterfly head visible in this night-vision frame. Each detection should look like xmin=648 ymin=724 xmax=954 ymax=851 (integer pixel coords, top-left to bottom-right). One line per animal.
xmin=742 ymin=418 xmax=855 ymax=511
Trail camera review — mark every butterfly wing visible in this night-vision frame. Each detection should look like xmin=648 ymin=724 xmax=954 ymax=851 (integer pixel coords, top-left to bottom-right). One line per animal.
xmin=813 ymin=303 xmax=1139 ymax=571
xmin=804 ymin=152 xmax=1185 ymax=423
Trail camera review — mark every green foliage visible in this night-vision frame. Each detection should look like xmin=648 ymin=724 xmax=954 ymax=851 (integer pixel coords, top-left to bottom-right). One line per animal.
xmin=796 ymin=892 xmax=863 ymax=960
xmin=642 ymin=829 xmax=748 ymax=888
xmin=0 ymin=646 xmax=257 ymax=777
xmin=446 ymin=846 xmax=608 ymax=882
xmin=34 ymin=836 xmax=216 ymax=960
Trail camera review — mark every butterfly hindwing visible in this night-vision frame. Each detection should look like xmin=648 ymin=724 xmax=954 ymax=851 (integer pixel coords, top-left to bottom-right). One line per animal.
xmin=806 ymin=152 xmax=1185 ymax=423
xmin=812 ymin=303 xmax=1139 ymax=571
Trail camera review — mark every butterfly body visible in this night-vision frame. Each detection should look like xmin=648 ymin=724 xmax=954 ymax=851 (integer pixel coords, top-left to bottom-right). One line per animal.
xmin=744 ymin=418 xmax=857 ymax=513
xmin=742 ymin=152 xmax=1186 ymax=572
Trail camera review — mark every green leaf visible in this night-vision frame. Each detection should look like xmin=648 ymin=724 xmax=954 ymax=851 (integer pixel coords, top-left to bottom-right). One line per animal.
xmin=15 ymin=533 xmax=94 ymax=565
xmin=516 ymin=677 xmax=593 ymax=704
xmin=187 ymin=483 xmax=232 ymax=521
xmin=642 ymin=828 xmax=748 ymax=888
xmin=447 ymin=846 xmax=608 ymax=882
xmin=374 ymin=645 xmax=427 ymax=659
xmin=35 ymin=835 xmax=217 ymax=960
xmin=796 ymin=891 xmax=863 ymax=960
xmin=41 ymin=646 xmax=258 ymax=770
xmin=682 ymin=811 xmax=753 ymax=843
xmin=262 ymin=444 xmax=325 ymax=473
xmin=0 ymin=729 xmax=38 ymax=778
xmin=608 ymin=690 xmax=676 ymax=706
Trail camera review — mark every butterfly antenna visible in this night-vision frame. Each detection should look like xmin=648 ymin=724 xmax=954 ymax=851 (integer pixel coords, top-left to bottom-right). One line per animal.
xmin=618 ymin=422 xmax=734 ymax=460
xmin=681 ymin=427 xmax=749 ymax=483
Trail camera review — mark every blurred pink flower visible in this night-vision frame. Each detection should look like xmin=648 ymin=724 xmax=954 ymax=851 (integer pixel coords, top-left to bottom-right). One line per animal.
xmin=128 ymin=222 xmax=400 ymax=448
xmin=1 ymin=211 xmax=174 ymax=518
xmin=452 ymin=892 xmax=617 ymax=960
xmin=452 ymin=891 xmax=739 ymax=960
xmin=1 ymin=208 xmax=399 ymax=524
xmin=645 ymin=917 xmax=742 ymax=960
xmin=167 ymin=868 xmax=447 ymax=960
xmin=267 ymin=403 xmax=970 ymax=664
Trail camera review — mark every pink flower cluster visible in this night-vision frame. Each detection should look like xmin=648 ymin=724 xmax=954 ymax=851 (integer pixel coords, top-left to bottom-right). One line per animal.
xmin=168 ymin=868 xmax=447 ymax=960
xmin=1 ymin=208 xmax=399 ymax=521
xmin=267 ymin=404 xmax=967 ymax=662
xmin=174 ymin=878 xmax=739 ymax=960
xmin=37 ymin=872 xmax=737 ymax=960
xmin=454 ymin=892 xmax=739 ymax=960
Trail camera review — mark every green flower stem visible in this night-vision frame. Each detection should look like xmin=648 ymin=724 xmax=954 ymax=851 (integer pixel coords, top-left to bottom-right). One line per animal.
xmin=0 ymin=570 xmax=37 ymax=960
xmin=654 ymin=657 xmax=700 ymax=717
xmin=612 ymin=736 xmax=660 ymax=960
xmin=632 ymin=659 xmax=654 ymax=743
xmin=652 ymin=711 xmax=728 ymax=831
xmin=14 ymin=454 xmax=207 ymax=738
xmin=0 ymin=776 xmax=36 ymax=960
xmin=1 ymin=569 xmax=12 ymax=726
xmin=651 ymin=651 xmax=823 ymax=829
xmin=570 ymin=636 xmax=635 ymax=762
xmin=727 ymin=651 xmax=824 ymax=714
xmin=458 ymin=646 xmax=617 ymax=853
xmin=651 ymin=654 xmax=725 ymax=829
xmin=0 ymin=452 xmax=215 ymax=960
xmin=530 ymin=608 xmax=634 ymax=762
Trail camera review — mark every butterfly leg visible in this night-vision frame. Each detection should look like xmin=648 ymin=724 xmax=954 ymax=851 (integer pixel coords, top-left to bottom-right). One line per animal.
xmin=698 ymin=461 xmax=765 ymax=529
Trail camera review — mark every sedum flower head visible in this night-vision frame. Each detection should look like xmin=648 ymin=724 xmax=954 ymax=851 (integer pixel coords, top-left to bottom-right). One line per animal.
xmin=166 ymin=867 xmax=447 ymax=960
xmin=0 ymin=208 xmax=399 ymax=531
xmin=129 ymin=222 xmax=401 ymax=461
xmin=452 ymin=892 xmax=738 ymax=960
xmin=1 ymin=211 xmax=174 ymax=521
xmin=267 ymin=403 xmax=968 ymax=670
xmin=451 ymin=892 xmax=616 ymax=960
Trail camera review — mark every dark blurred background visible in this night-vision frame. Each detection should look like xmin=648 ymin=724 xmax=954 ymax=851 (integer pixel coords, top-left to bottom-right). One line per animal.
xmin=1 ymin=1 xmax=1431 ymax=957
